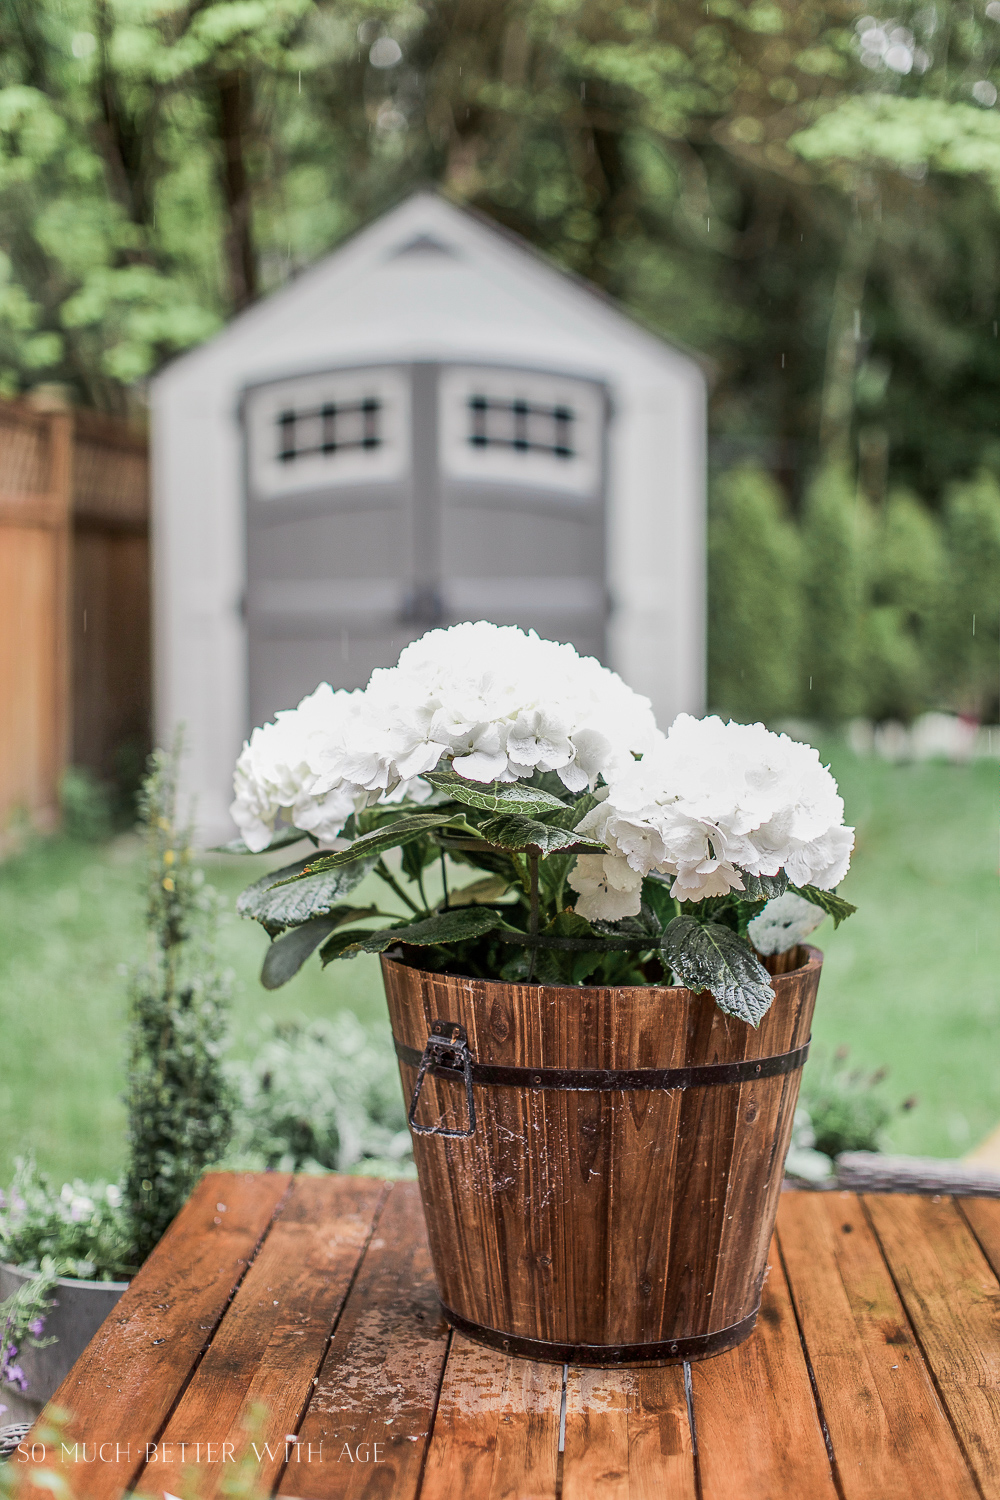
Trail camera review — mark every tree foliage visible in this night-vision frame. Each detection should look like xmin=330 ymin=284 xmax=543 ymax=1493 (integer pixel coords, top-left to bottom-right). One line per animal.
xmin=0 ymin=0 xmax=998 ymax=502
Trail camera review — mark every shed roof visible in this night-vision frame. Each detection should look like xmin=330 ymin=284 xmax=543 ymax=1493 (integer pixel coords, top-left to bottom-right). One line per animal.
xmin=153 ymin=189 xmax=706 ymax=397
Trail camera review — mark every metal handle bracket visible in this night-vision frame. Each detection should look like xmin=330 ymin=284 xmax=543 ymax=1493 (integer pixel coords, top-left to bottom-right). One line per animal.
xmin=407 ymin=1019 xmax=477 ymax=1138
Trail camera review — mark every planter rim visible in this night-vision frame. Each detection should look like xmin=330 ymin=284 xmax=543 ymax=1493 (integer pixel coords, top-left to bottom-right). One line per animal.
xmin=383 ymin=941 xmax=822 ymax=998
xmin=1 ymin=1260 xmax=129 ymax=1292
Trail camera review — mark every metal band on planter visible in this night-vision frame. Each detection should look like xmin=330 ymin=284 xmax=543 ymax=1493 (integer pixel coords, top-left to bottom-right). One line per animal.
xmin=396 ymin=1018 xmax=810 ymax=1139
xmin=440 ymin=1302 xmax=763 ymax=1366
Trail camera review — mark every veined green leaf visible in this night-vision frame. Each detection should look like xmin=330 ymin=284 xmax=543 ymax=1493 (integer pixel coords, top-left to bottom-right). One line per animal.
xmin=423 ymin=769 xmax=567 ymax=814
xmin=326 ymin=904 xmax=505 ymax=960
xmin=237 ymin=855 xmax=375 ymax=936
xmin=261 ymin=906 xmax=378 ymax=989
xmin=661 ymin=915 xmax=775 ymax=1027
xmin=476 ymin=813 xmax=605 ymax=855
xmin=292 ymin=813 xmax=475 ymax=874
xmin=789 ymin=884 xmax=857 ymax=928
xmin=214 ymin=825 xmax=308 ymax=855
xmin=447 ymin=874 xmax=514 ymax=906
xmin=740 ymin=871 xmax=788 ymax=902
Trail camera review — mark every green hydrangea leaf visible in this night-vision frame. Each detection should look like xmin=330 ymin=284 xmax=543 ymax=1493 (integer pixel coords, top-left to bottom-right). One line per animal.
xmin=476 ymin=813 xmax=604 ymax=855
xmin=661 ymin=915 xmax=775 ymax=1026
xmin=789 ymin=884 xmax=857 ymax=928
xmin=237 ymin=855 xmax=375 ymax=936
xmin=740 ymin=871 xmax=789 ymax=902
xmin=423 ymin=769 xmax=567 ymax=814
xmin=293 ymin=813 xmax=475 ymax=873
xmin=261 ymin=907 xmax=378 ymax=989
xmin=323 ymin=904 xmax=505 ymax=962
xmin=213 ymin=825 xmax=309 ymax=855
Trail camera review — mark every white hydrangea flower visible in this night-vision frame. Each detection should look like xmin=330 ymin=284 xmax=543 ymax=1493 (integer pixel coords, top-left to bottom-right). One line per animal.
xmin=571 ymin=714 xmax=854 ymax=919
xmin=747 ymin=892 xmax=826 ymax=956
xmin=231 ymin=623 xmax=658 ymax=849
xmin=361 ymin=621 xmax=659 ymax=791
xmin=567 ymin=851 xmax=644 ymax=922
xmin=230 ymin=683 xmax=371 ymax=852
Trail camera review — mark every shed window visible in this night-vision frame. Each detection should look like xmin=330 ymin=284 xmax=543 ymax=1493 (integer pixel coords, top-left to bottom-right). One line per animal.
xmin=467 ymin=396 xmax=574 ymax=459
xmin=277 ymin=398 xmax=381 ymax=463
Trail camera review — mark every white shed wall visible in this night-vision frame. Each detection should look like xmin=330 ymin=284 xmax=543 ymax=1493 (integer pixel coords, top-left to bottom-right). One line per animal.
xmin=152 ymin=193 xmax=706 ymax=843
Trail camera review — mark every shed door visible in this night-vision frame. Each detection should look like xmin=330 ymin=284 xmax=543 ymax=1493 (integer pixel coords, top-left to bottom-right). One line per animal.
xmin=243 ymin=363 xmax=608 ymax=728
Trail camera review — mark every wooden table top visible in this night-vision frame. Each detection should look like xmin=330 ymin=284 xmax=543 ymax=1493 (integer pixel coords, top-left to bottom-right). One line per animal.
xmin=25 ymin=1171 xmax=1000 ymax=1499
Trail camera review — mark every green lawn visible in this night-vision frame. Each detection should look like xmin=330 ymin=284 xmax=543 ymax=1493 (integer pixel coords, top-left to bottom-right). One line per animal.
xmin=1 ymin=744 xmax=997 ymax=1184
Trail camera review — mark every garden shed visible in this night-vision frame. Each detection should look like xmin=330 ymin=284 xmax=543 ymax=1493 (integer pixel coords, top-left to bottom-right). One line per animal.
xmin=151 ymin=191 xmax=707 ymax=842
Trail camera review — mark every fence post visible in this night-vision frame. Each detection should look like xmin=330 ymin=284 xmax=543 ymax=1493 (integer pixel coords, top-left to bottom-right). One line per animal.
xmin=48 ymin=406 xmax=74 ymax=793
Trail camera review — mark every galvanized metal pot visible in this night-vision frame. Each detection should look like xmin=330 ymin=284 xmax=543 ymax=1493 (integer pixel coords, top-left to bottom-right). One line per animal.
xmin=0 ymin=1263 xmax=127 ymax=1422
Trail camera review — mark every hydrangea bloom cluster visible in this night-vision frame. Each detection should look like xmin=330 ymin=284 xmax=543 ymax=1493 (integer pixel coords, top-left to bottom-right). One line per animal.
xmin=569 ymin=714 xmax=854 ymax=921
xmin=746 ymin=891 xmax=827 ymax=956
xmin=231 ymin=622 xmax=659 ymax=853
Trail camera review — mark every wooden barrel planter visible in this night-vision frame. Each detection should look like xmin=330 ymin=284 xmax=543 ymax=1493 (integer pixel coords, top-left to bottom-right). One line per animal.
xmin=382 ymin=944 xmax=822 ymax=1366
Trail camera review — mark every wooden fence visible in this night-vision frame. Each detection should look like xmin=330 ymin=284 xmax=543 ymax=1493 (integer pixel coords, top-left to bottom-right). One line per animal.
xmin=0 ymin=398 xmax=149 ymax=838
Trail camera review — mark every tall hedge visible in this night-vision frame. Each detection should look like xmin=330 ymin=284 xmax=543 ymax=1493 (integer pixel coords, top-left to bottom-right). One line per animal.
xmin=708 ymin=465 xmax=803 ymax=722
xmin=861 ymin=490 xmax=945 ymax=722
xmin=800 ymin=467 xmax=864 ymax=722
xmin=937 ymin=470 xmax=1000 ymax=718
xmin=706 ymin=463 xmax=997 ymax=725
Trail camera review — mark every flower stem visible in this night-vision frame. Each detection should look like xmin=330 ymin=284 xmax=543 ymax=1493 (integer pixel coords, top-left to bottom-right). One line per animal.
xmin=374 ymin=859 xmax=421 ymax=915
xmin=440 ymin=851 xmax=450 ymax=910
xmin=527 ymin=853 xmax=540 ymax=983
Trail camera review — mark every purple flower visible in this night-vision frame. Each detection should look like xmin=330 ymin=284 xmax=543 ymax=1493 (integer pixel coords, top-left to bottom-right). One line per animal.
xmin=5 ymin=1365 xmax=27 ymax=1392
xmin=27 ymin=1318 xmax=46 ymax=1337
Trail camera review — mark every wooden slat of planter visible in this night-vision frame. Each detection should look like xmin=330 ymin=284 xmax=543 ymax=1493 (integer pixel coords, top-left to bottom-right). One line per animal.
xmin=278 ymin=1181 xmax=449 ymax=1500
xmin=690 ymin=1236 xmax=837 ymax=1500
xmin=959 ymin=1196 xmax=1000 ymax=1278
xmin=562 ymin=1364 xmax=695 ymax=1500
xmin=776 ymin=1192 xmax=978 ymax=1500
xmin=131 ymin=1176 xmax=387 ymax=1500
xmin=864 ymin=1193 xmax=1000 ymax=1500
xmin=419 ymin=1335 xmax=561 ymax=1500
xmin=47 ymin=1171 xmax=291 ymax=1500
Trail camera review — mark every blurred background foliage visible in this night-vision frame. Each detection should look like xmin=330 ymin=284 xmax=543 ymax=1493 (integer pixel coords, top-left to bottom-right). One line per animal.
xmin=0 ymin=0 xmax=998 ymax=716
xmin=2 ymin=0 xmax=1000 ymax=479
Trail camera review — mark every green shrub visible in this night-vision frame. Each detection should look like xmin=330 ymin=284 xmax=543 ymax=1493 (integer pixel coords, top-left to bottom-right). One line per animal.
xmin=860 ymin=490 xmax=946 ymax=722
xmin=124 ymin=737 xmax=236 ymax=1262
xmin=58 ymin=768 xmax=112 ymax=843
xmin=800 ymin=466 xmax=864 ymax=721
xmin=936 ymin=469 xmax=1000 ymax=718
xmin=798 ymin=1046 xmax=914 ymax=1160
xmin=708 ymin=464 xmax=803 ymax=722
xmin=226 ymin=1013 xmax=413 ymax=1178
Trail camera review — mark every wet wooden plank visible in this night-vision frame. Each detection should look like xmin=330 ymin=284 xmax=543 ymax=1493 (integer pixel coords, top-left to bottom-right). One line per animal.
xmin=278 ymin=1180 xmax=450 ymax=1500
xmin=419 ymin=1335 xmax=561 ymax=1500
xmin=777 ymin=1191 xmax=977 ymax=1500
xmin=131 ymin=1176 xmax=388 ymax=1500
xmin=865 ymin=1193 xmax=1000 ymax=1500
xmin=562 ymin=1364 xmax=695 ymax=1500
xmin=690 ymin=1235 xmax=837 ymax=1500
xmin=46 ymin=1171 xmax=291 ymax=1500
xmin=959 ymin=1195 xmax=1000 ymax=1279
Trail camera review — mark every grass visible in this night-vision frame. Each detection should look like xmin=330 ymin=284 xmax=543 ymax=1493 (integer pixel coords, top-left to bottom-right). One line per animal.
xmin=0 ymin=743 xmax=997 ymax=1184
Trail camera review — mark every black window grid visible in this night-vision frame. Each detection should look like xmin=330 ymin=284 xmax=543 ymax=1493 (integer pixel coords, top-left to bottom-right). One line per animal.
xmin=467 ymin=396 xmax=575 ymax=459
xmin=277 ymin=398 xmax=381 ymax=462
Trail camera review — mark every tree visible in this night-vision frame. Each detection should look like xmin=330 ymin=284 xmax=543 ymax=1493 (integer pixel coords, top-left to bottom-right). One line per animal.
xmin=708 ymin=464 xmax=803 ymax=721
